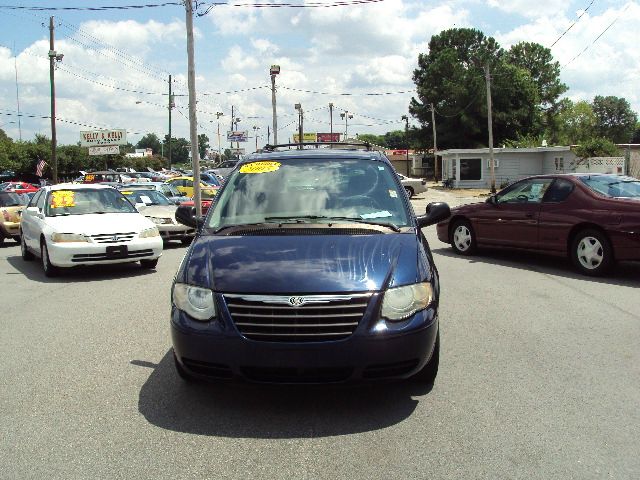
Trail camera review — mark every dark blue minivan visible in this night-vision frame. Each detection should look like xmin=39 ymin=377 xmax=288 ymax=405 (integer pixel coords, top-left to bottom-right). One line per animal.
xmin=171 ymin=146 xmax=450 ymax=384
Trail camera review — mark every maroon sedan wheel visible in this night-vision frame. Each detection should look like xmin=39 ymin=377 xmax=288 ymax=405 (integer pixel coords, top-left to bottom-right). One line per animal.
xmin=571 ymin=229 xmax=613 ymax=276
xmin=450 ymin=220 xmax=477 ymax=255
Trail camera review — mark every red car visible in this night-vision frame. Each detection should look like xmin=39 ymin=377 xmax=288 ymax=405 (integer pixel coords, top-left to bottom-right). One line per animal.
xmin=0 ymin=181 xmax=39 ymax=195
xmin=436 ymin=173 xmax=640 ymax=276
xmin=179 ymin=199 xmax=213 ymax=215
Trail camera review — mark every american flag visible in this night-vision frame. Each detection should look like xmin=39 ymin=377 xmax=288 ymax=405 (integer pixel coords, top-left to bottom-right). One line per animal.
xmin=35 ymin=159 xmax=47 ymax=177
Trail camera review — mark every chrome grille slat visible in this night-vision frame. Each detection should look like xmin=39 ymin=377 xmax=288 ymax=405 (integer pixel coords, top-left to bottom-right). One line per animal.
xmin=224 ymin=293 xmax=372 ymax=342
xmin=90 ymin=232 xmax=137 ymax=243
xmin=232 ymin=312 xmax=363 ymax=319
xmin=235 ymin=322 xmax=359 ymax=328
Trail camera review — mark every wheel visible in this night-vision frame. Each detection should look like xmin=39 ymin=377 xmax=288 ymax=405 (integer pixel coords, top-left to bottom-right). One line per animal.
xmin=20 ymin=233 xmax=34 ymax=261
xmin=180 ymin=236 xmax=192 ymax=246
xmin=173 ymin=351 xmax=194 ymax=382
xmin=411 ymin=331 xmax=439 ymax=385
xmin=404 ymin=186 xmax=414 ymax=199
xmin=571 ymin=229 xmax=612 ymax=276
xmin=140 ymin=258 xmax=159 ymax=269
xmin=41 ymin=240 xmax=59 ymax=277
xmin=450 ymin=219 xmax=477 ymax=255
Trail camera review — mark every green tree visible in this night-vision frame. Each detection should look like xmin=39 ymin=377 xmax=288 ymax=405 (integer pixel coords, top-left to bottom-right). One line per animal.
xmin=198 ymin=133 xmax=210 ymax=160
xmin=555 ymin=99 xmax=596 ymax=145
xmin=356 ymin=133 xmax=384 ymax=146
xmin=383 ymin=130 xmax=407 ymax=149
xmin=592 ymin=95 xmax=638 ymax=143
xmin=410 ymin=28 xmax=541 ymax=149
xmin=163 ymin=135 xmax=190 ymax=165
xmin=573 ymin=137 xmax=620 ymax=161
xmin=136 ymin=133 xmax=162 ymax=155
xmin=631 ymin=122 xmax=640 ymax=143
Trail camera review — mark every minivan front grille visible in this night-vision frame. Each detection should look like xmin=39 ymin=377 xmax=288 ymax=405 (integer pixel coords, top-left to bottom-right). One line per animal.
xmin=90 ymin=232 xmax=136 ymax=243
xmin=224 ymin=293 xmax=372 ymax=342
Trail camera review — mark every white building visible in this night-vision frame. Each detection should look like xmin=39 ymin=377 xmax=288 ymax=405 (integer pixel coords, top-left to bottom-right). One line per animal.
xmin=439 ymin=146 xmax=625 ymax=189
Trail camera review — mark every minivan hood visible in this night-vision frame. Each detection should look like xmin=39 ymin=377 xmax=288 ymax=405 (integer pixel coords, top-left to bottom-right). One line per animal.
xmin=182 ymin=233 xmax=423 ymax=294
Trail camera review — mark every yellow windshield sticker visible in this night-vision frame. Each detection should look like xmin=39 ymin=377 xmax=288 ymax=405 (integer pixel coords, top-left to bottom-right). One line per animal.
xmin=239 ymin=161 xmax=281 ymax=174
xmin=84 ymin=174 xmax=95 ymax=182
xmin=51 ymin=190 xmax=76 ymax=208
xmin=121 ymin=191 xmax=133 ymax=195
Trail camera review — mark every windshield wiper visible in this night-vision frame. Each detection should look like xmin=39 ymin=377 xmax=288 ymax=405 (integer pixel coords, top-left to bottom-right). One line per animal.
xmin=264 ymin=215 xmax=401 ymax=232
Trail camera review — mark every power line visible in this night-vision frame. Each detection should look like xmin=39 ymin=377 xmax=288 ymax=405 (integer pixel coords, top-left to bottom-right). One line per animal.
xmin=279 ymin=84 xmax=413 ymax=96
xmin=0 ymin=110 xmax=148 ymax=135
xmin=0 ymin=3 xmax=182 ymax=12
xmin=561 ymin=2 xmax=631 ymax=69
xmin=549 ymin=0 xmax=597 ymax=48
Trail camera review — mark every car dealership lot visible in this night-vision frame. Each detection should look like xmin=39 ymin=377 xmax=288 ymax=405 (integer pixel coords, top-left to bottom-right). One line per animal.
xmin=1 ymin=189 xmax=639 ymax=479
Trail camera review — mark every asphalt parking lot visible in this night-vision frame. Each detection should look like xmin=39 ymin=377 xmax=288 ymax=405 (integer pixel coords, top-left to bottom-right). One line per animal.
xmin=1 ymin=188 xmax=639 ymax=479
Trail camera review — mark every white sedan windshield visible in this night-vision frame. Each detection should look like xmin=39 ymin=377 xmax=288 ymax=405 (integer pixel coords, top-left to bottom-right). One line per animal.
xmin=45 ymin=188 xmax=137 ymax=216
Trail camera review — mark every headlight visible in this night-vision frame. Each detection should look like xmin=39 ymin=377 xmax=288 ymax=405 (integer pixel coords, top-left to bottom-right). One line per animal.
xmin=150 ymin=217 xmax=172 ymax=225
xmin=381 ymin=282 xmax=433 ymax=321
xmin=172 ymin=283 xmax=216 ymax=321
xmin=139 ymin=226 xmax=160 ymax=238
xmin=51 ymin=232 xmax=88 ymax=243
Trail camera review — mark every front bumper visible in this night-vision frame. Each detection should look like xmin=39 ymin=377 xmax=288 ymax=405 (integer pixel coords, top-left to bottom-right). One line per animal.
xmin=0 ymin=220 xmax=20 ymax=238
xmin=171 ymin=295 xmax=439 ymax=384
xmin=47 ymin=236 xmax=163 ymax=267
xmin=436 ymin=222 xmax=450 ymax=243
xmin=156 ymin=224 xmax=195 ymax=241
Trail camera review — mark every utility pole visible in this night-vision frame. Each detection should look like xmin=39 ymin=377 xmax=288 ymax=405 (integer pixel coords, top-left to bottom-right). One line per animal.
xmin=329 ymin=102 xmax=334 ymax=144
xmin=295 ymin=103 xmax=303 ymax=149
xmin=430 ymin=103 xmax=438 ymax=181
xmin=185 ymin=0 xmax=202 ymax=219
xmin=270 ymin=65 xmax=280 ymax=146
xmin=253 ymin=125 xmax=260 ymax=152
xmin=13 ymin=44 xmax=22 ymax=141
xmin=168 ymin=74 xmax=173 ymax=171
xmin=48 ymin=16 xmax=59 ymax=183
xmin=485 ymin=65 xmax=496 ymax=193
xmin=401 ymin=115 xmax=410 ymax=176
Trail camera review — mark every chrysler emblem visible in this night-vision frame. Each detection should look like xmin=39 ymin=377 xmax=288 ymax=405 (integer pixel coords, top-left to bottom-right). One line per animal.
xmin=288 ymin=296 xmax=306 ymax=307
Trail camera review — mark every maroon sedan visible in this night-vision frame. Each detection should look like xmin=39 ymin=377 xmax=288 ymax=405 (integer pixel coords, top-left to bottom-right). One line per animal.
xmin=436 ymin=174 xmax=640 ymax=276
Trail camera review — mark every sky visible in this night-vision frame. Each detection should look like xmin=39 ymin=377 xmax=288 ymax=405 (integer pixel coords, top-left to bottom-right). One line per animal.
xmin=0 ymin=0 xmax=638 ymax=152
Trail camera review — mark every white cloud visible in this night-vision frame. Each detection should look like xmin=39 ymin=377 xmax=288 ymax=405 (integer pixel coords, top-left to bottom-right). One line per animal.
xmin=487 ymin=0 xmax=571 ymax=19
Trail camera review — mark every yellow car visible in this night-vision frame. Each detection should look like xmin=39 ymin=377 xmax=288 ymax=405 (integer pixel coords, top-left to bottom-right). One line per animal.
xmin=165 ymin=176 xmax=219 ymax=199
xmin=0 ymin=191 xmax=30 ymax=245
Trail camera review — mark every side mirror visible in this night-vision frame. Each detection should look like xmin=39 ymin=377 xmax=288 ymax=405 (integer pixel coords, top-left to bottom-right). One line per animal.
xmin=175 ymin=205 xmax=204 ymax=230
xmin=416 ymin=202 xmax=451 ymax=228
xmin=486 ymin=195 xmax=497 ymax=205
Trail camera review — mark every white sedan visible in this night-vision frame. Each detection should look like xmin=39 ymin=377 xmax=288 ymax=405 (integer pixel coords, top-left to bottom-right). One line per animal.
xmin=397 ymin=173 xmax=428 ymax=199
xmin=20 ymin=184 xmax=163 ymax=277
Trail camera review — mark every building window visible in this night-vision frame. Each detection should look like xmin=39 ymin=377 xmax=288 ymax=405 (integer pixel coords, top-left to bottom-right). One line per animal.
xmin=554 ymin=157 xmax=564 ymax=171
xmin=459 ymin=158 xmax=482 ymax=180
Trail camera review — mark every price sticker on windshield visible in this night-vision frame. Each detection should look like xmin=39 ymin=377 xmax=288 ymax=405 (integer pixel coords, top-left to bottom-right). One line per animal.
xmin=51 ymin=190 xmax=76 ymax=208
xmin=239 ymin=161 xmax=281 ymax=174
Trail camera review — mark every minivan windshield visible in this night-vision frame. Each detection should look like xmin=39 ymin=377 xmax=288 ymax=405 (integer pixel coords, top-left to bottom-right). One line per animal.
xmin=580 ymin=175 xmax=640 ymax=198
xmin=207 ymin=158 xmax=410 ymax=230
xmin=45 ymin=188 xmax=138 ymax=216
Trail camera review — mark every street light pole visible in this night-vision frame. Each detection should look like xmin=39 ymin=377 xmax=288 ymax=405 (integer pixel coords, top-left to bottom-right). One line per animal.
xmin=253 ymin=125 xmax=260 ymax=152
xmin=295 ymin=103 xmax=303 ymax=149
xmin=401 ymin=115 xmax=410 ymax=176
xmin=216 ymin=111 xmax=223 ymax=161
xmin=185 ymin=0 xmax=202 ymax=219
xmin=329 ymin=102 xmax=334 ymax=145
xmin=168 ymin=74 xmax=173 ymax=171
xmin=48 ymin=16 xmax=63 ymax=184
xmin=270 ymin=65 xmax=280 ymax=146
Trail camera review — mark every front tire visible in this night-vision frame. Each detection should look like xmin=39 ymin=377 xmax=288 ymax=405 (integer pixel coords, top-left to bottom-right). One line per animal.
xmin=404 ymin=186 xmax=414 ymax=199
xmin=571 ymin=229 xmax=612 ymax=276
xmin=41 ymin=240 xmax=60 ymax=277
xmin=450 ymin=219 xmax=477 ymax=255
xmin=140 ymin=258 xmax=159 ymax=269
xmin=411 ymin=331 xmax=439 ymax=385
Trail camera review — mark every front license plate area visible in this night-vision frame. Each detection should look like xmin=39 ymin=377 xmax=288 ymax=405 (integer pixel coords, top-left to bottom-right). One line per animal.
xmin=106 ymin=245 xmax=128 ymax=258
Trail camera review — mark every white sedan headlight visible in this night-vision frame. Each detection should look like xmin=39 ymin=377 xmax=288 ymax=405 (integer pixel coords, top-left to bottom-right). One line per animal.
xmin=139 ymin=226 xmax=160 ymax=238
xmin=381 ymin=282 xmax=433 ymax=321
xmin=150 ymin=217 xmax=173 ymax=225
xmin=51 ymin=233 xmax=88 ymax=243
xmin=173 ymin=283 xmax=216 ymax=321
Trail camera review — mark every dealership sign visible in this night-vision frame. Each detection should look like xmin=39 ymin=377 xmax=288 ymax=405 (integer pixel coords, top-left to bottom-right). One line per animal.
xmin=88 ymin=145 xmax=120 ymax=156
xmin=80 ymin=129 xmax=127 ymax=147
xmin=227 ymin=131 xmax=248 ymax=142
xmin=293 ymin=133 xmax=318 ymax=143
xmin=317 ymin=133 xmax=340 ymax=142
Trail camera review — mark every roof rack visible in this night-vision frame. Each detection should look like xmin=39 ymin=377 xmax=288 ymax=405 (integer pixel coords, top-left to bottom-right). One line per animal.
xmin=262 ymin=141 xmax=372 ymax=152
